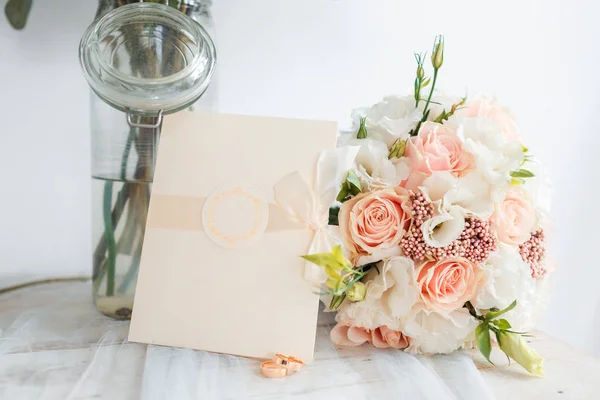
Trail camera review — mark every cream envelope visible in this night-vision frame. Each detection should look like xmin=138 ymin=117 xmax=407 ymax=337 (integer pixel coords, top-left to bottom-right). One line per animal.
xmin=128 ymin=112 xmax=357 ymax=362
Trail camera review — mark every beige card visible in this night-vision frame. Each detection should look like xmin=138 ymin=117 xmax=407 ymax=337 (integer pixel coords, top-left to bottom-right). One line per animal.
xmin=128 ymin=112 xmax=339 ymax=362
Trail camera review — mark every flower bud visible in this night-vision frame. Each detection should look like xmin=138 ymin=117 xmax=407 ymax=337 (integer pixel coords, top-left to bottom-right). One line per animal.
xmin=497 ymin=331 xmax=545 ymax=376
xmin=431 ymin=35 xmax=444 ymax=70
xmin=388 ymin=138 xmax=407 ymax=159
xmin=356 ymin=116 xmax=368 ymax=139
xmin=346 ymin=282 xmax=366 ymax=302
xmin=416 ymin=65 xmax=425 ymax=80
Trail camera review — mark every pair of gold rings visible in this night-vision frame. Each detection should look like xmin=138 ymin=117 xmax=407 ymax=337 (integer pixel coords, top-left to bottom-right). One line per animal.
xmin=260 ymin=353 xmax=304 ymax=378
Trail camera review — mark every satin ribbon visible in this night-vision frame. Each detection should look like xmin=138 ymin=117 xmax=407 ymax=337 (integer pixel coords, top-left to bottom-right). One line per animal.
xmin=146 ymin=146 xmax=359 ymax=284
xmin=273 ymin=146 xmax=359 ymax=284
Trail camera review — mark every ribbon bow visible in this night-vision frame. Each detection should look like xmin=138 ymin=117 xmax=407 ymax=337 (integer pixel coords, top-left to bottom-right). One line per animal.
xmin=274 ymin=146 xmax=359 ymax=284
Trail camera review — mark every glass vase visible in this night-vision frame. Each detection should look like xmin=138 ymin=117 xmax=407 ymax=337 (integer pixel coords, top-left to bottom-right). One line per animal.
xmin=80 ymin=0 xmax=216 ymax=319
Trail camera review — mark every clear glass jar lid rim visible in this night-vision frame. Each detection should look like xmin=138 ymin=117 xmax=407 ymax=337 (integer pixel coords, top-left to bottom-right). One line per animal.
xmin=79 ymin=2 xmax=216 ymax=114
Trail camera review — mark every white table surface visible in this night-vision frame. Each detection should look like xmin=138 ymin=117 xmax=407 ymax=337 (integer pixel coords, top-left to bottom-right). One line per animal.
xmin=1 ymin=281 xmax=599 ymax=400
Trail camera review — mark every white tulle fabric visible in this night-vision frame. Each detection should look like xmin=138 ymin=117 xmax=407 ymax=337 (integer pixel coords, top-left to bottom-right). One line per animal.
xmin=274 ymin=147 xmax=359 ymax=284
xmin=0 ymin=282 xmax=496 ymax=400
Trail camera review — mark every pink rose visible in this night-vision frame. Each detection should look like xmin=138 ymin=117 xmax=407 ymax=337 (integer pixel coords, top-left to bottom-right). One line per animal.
xmin=339 ymin=189 xmax=411 ymax=256
xmin=331 ymin=323 xmax=409 ymax=349
xmin=404 ymin=122 xmax=473 ymax=177
xmin=492 ymin=188 xmax=536 ymax=245
xmin=462 ymin=96 xmax=522 ymax=142
xmin=416 ymin=258 xmax=481 ymax=312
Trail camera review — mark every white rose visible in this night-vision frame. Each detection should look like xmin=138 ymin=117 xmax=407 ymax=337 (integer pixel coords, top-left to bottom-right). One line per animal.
xmin=418 ymin=171 xmax=495 ymax=248
xmin=336 ymin=256 xmax=419 ymax=331
xmin=474 ymin=244 xmax=550 ymax=332
xmin=475 ymin=244 xmax=535 ymax=312
xmin=456 ymin=117 xmax=524 ymax=204
xmin=404 ymin=307 xmax=478 ymax=354
xmin=350 ymin=95 xmax=421 ymax=146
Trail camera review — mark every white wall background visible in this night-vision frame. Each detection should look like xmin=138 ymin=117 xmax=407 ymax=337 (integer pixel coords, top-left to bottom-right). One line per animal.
xmin=1 ymin=0 xmax=599 ymax=355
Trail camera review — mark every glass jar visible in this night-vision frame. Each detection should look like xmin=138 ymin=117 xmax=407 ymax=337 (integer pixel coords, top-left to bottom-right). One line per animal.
xmin=79 ymin=1 xmax=216 ymax=319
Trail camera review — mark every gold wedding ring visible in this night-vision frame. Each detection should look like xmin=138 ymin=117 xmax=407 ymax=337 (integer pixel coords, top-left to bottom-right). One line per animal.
xmin=260 ymin=360 xmax=288 ymax=378
xmin=260 ymin=354 xmax=305 ymax=378
xmin=274 ymin=353 xmax=305 ymax=373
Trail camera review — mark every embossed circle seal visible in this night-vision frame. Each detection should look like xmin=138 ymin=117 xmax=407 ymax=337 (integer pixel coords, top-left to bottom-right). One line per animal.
xmin=202 ymin=186 xmax=269 ymax=248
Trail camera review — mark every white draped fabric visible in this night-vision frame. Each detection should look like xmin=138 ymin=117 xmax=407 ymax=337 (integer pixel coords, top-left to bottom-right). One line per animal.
xmin=0 ymin=282 xmax=495 ymax=400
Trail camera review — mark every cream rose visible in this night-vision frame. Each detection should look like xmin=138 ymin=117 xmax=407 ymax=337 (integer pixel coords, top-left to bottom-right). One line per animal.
xmin=416 ymin=258 xmax=481 ymax=312
xmin=492 ymin=188 xmax=536 ymax=245
xmin=339 ymin=189 xmax=411 ymax=256
xmin=404 ymin=122 xmax=473 ymax=178
xmin=330 ymin=323 xmax=410 ymax=349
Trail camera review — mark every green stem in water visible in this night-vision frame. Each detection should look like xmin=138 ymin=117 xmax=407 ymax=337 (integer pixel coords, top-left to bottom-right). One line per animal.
xmin=96 ymin=128 xmax=136 ymax=296
xmin=103 ymin=181 xmax=117 ymax=297
xmin=120 ymin=129 xmax=136 ymax=180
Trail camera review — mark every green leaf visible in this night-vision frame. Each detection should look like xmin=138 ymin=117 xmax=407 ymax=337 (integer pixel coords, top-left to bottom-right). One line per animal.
xmin=329 ymin=206 xmax=340 ymax=226
xmin=510 ymin=169 xmax=535 ymax=178
xmin=434 ymin=97 xmax=467 ymax=124
xmin=521 ymin=144 xmax=529 ymax=153
xmin=510 ymin=177 xmax=525 ymax=186
xmin=329 ymin=294 xmax=346 ymax=310
xmin=356 ymin=116 xmax=368 ymax=139
xmin=486 ymin=300 xmax=518 ymax=321
xmin=476 ymin=323 xmax=493 ymax=363
xmin=4 ymin=0 xmax=32 ymax=30
xmin=336 ymin=170 xmax=362 ymax=202
xmin=347 ymin=170 xmax=361 ymax=193
xmin=336 ymin=185 xmax=350 ymax=203
xmin=421 ymin=77 xmax=431 ymax=88
xmin=492 ymin=318 xmax=512 ymax=330
xmin=301 ymin=253 xmax=342 ymax=278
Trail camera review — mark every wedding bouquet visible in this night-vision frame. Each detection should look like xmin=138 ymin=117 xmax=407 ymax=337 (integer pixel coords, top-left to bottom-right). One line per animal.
xmin=303 ymin=36 xmax=552 ymax=376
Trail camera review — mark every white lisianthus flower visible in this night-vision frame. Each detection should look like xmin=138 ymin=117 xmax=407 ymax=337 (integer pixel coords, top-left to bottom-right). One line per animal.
xmin=418 ymin=171 xmax=495 ymax=248
xmin=350 ymin=95 xmax=421 ymax=146
xmin=475 ymin=244 xmax=536 ymax=312
xmin=336 ymin=137 xmax=409 ymax=190
xmin=336 ymin=256 xmax=419 ymax=331
xmin=403 ymin=307 xmax=478 ymax=354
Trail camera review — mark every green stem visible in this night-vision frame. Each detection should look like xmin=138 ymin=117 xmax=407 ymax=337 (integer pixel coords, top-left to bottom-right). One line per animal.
xmin=117 ymin=239 xmax=142 ymax=293
xmin=103 ymin=181 xmax=117 ymax=296
xmin=465 ymin=301 xmax=484 ymax=321
xmin=93 ymin=183 xmax=131 ymax=272
xmin=421 ymin=68 xmax=438 ymax=122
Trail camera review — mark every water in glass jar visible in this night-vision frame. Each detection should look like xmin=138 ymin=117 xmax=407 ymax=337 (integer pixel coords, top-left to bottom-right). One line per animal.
xmin=92 ymin=176 xmax=152 ymax=319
